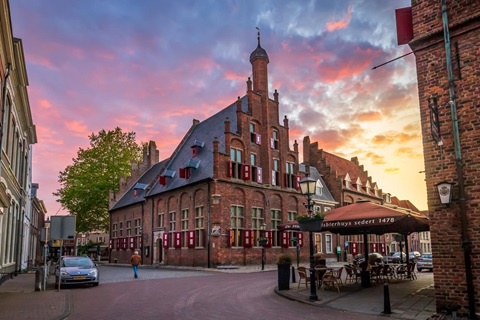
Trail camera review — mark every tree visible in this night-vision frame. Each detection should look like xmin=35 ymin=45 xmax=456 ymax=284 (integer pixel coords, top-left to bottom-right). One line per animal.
xmin=54 ymin=127 xmax=142 ymax=233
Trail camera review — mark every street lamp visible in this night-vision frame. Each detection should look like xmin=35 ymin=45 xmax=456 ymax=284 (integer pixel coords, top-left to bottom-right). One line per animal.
xmin=259 ymin=222 xmax=267 ymax=270
xmin=299 ymin=176 xmax=319 ymax=301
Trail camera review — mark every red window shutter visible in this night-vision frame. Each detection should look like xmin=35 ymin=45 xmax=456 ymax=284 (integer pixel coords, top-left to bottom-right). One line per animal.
xmin=159 ymin=176 xmax=166 ymax=185
xmin=188 ymin=231 xmax=195 ymax=248
xmin=281 ymin=232 xmax=290 ymax=248
xmin=192 ymin=147 xmax=197 ymax=157
xmin=227 ymin=161 xmax=233 ymax=177
xmin=380 ymin=243 xmax=386 ymax=255
xmin=130 ymin=237 xmax=135 ymax=250
xmin=138 ymin=235 xmax=143 ymax=248
xmin=179 ymin=168 xmax=186 ymax=178
xmin=133 ymin=189 xmax=138 ymax=197
xmin=115 ymin=239 xmax=120 ymax=250
xmin=395 ymin=7 xmax=413 ymax=45
xmin=256 ymin=167 xmax=262 ymax=183
xmin=122 ymin=238 xmax=127 ymax=250
xmin=163 ymin=233 xmax=169 ymax=249
xmin=295 ymin=176 xmax=301 ymax=190
xmin=109 ymin=239 xmax=113 ymax=249
xmin=373 ymin=243 xmax=377 ymax=252
xmin=242 ymin=164 xmax=251 ymax=180
xmin=352 ymin=242 xmax=358 ymax=255
xmin=243 ymin=229 xmax=253 ymax=247
xmin=185 ymin=168 xmax=191 ymax=179
xmin=265 ymin=230 xmax=272 ymax=248
xmin=174 ymin=232 xmax=181 ymax=248
xmin=298 ymin=232 xmax=304 ymax=247
xmin=255 ymin=133 xmax=261 ymax=145
xmin=228 ymin=229 xmax=234 ymax=247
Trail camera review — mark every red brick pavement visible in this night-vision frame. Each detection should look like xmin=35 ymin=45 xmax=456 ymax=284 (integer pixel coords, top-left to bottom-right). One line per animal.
xmin=0 ymin=273 xmax=70 ymax=320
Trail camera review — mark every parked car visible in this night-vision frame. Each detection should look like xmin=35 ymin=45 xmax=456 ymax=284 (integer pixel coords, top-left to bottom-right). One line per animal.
xmin=417 ymin=253 xmax=433 ymax=272
xmin=383 ymin=252 xmax=396 ymax=263
xmin=354 ymin=252 xmax=383 ymax=265
xmin=55 ymin=256 xmax=99 ymax=288
xmin=409 ymin=251 xmax=421 ymax=262
xmin=391 ymin=252 xmax=407 ymax=263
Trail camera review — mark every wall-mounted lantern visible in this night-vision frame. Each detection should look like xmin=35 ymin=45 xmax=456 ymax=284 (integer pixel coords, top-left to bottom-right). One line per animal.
xmin=435 ymin=181 xmax=455 ymax=205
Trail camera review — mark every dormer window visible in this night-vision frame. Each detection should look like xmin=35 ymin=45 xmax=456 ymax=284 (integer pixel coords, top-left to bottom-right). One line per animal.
xmin=345 ymin=174 xmax=352 ymax=189
xmin=316 ymin=180 xmax=323 ymax=195
xmin=133 ymin=183 xmax=148 ymax=197
xmin=356 ymin=178 xmax=362 ymax=192
xmin=180 ymin=158 xmax=201 ymax=179
xmin=191 ymin=139 xmax=205 ymax=157
xmin=159 ymin=169 xmax=176 ymax=185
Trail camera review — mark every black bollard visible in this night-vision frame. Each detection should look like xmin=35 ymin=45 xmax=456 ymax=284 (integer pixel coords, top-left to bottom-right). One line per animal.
xmin=291 ymin=266 xmax=296 ymax=283
xmin=383 ymin=283 xmax=392 ymax=314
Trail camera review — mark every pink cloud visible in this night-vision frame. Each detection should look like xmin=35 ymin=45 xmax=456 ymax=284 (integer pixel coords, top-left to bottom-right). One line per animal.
xmin=326 ymin=5 xmax=352 ymax=31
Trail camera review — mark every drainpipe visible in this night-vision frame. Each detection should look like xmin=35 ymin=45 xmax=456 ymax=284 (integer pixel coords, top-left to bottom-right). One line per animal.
xmin=207 ymin=181 xmax=211 ymax=268
xmin=150 ymin=198 xmax=154 ymax=265
xmin=441 ymin=1 xmax=475 ymax=318
xmin=1 ymin=63 xmax=12 ymax=167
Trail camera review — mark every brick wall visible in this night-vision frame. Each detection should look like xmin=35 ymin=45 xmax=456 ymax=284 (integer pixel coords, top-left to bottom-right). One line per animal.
xmin=409 ymin=0 xmax=480 ymax=316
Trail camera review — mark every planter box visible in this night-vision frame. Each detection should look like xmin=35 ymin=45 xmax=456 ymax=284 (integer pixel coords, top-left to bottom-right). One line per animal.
xmin=297 ymin=218 xmax=324 ymax=232
xmin=277 ymin=263 xmax=291 ymax=290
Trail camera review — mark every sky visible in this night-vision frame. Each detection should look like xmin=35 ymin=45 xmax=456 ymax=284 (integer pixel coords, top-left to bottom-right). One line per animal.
xmin=9 ymin=0 xmax=426 ymax=216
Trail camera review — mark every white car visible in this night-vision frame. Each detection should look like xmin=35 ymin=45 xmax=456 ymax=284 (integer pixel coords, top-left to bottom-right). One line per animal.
xmin=55 ymin=256 xmax=100 ymax=288
xmin=417 ymin=253 xmax=433 ymax=272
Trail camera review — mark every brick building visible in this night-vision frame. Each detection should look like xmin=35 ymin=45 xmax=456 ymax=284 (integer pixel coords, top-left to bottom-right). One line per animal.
xmin=407 ymin=0 xmax=480 ymax=317
xmin=109 ymin=35 xmax=338 ymax=267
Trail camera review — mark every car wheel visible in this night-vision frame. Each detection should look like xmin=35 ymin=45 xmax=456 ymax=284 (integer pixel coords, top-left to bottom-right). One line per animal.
xmin=93 ymin=282 xmax=99 ymax=287
xmin=417 ymin=267 xmax=422 ymax=272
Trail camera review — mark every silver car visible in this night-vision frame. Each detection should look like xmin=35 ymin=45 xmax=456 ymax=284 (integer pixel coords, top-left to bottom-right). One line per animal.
xmin=55 ymin=256 xmax=99 ymax=287
xmin=416 ymin=253 xmax=433 ymax=272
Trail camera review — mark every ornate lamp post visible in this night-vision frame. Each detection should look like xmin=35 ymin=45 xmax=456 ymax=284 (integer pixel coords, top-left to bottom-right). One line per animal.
xmin=259 ymin=222 xmax=267 ymax=270
xmin=299 ymin=176 xmax=319 ymax=301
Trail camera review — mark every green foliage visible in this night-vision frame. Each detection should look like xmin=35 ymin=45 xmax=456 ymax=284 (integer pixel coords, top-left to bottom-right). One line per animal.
xmin=54 ymin=127 xmax=142 ymax=233
xmin=295 ymin=212 xmax=325 ymax=221
xmin=277 ymin=253 xmax=292 ymax=265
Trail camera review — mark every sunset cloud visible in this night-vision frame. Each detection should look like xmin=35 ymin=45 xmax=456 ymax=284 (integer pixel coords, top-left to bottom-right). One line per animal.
xmin=9 ymin=0 xmax=426 ymax=213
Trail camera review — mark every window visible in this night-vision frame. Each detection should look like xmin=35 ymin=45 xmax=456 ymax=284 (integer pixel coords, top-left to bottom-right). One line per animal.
xmin=326 ymin=234 xmax=333 ymax=253
xmin=250 ymin=123 xmax=255 ymax=133
xmin=112 ymin=223 xmax=118 ymax=238
xmin=315 ymin=233 xmax=323 ymax=253
xmin=287 ymin=211 xmax=297 ymax=222
xmin=272 ymin=159 xmax=280 ymax=186
xmin=252 ymin=207 xmax=264 ymax=246
xmin=230 ymin=205 xmax=244 ymax=247
xmin=134 ymin=219 xmax=141 ymax=235
xmin=270 ymin=209 xmax=281 ymax=247
xmin=119 ymin=222 xmax=123 ymax=237
xmin=169 ymin=211 xmax=176 ymax=247
xmin=181 ymin=209 xmax=189 ymax=247
xmin=271 ymin=130 xmax=279 ymax=149
xmin=250 ymin=123 xmax=261 ymax=144
xmin=230 ymin=148 xmax=243 ymax=179
xmin=195 ymin=206 xmax=205 ymax=247
xmin=158 ymin=212 xmax=165 ymax=228
xmin=285 ymin=162 xmax=295 ymax=188
xmin=126 ymin=221 xmax=132 ymax=236
xmin=316 ymin=180 xmax=323 ymax=195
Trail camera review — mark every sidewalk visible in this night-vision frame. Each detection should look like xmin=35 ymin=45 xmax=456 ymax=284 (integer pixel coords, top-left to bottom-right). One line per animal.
xmin=0 ymin=263 xmax=463 ymax=320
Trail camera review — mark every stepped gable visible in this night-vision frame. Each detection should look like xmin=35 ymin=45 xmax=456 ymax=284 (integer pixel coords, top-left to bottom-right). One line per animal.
xmin=147 ymin=96 xmax=249 ymax=197
xmin=321 ymin=151 xmax=370 ymax=184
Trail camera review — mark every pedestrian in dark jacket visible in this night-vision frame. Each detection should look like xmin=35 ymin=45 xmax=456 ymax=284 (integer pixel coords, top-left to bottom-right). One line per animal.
xmin=130 ymin=250 xmax=142 ymax=278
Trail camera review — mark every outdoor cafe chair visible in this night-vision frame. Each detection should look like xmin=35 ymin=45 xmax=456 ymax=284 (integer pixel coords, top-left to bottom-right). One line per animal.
xmin=297 ymin=266 xmax=310 ymax=288
xmin=396 ymin=264 xmax=408 ymax=279
xmin=370 ymin=265 xmax=383 ymax=283
xmin=380 ymin=264 xmax=395 ymax=282
xmin=344 ymin=264 xmax=360 ymax=283
xmin=407 ymin=263 xmax=417 ymax=280
xmin=321 ymin=268 xmax=342 ymax=293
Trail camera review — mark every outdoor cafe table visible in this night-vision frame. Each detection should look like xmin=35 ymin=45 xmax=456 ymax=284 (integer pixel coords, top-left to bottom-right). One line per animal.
xmin=314 ymin=266 xmax=333 ymax=288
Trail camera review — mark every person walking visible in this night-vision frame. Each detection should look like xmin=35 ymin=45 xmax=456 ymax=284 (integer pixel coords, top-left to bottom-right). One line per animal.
xmin=130 ymin=250 xmax=142 ymax=278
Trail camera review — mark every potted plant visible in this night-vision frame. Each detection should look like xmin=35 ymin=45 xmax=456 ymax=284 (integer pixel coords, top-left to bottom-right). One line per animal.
xmin=277 ymin=253 xmax=292 ymax=290
xmin=296 ymin=212 xmax=325 ymax=232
